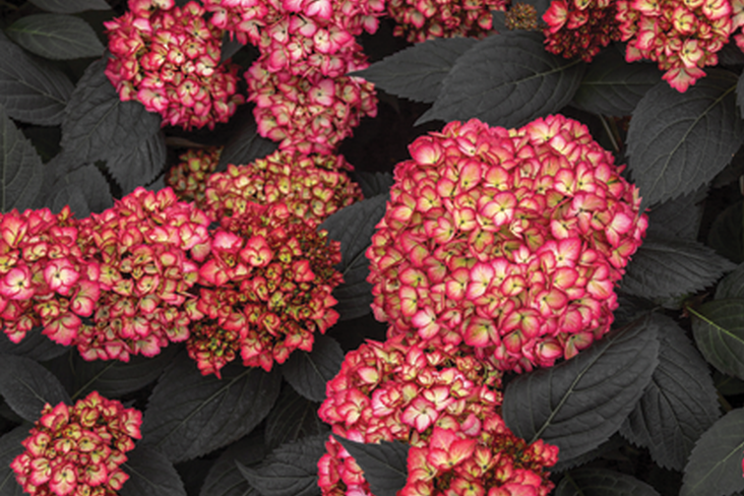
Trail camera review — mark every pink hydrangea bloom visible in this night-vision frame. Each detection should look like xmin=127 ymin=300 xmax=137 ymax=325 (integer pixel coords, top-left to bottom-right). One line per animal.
xmin=387 ymin=0 xmax=508 ymax=42
xmin=366 ymin=115 xmax=648 ymax=373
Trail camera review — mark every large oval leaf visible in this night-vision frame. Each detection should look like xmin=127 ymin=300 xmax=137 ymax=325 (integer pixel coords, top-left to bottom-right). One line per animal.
xmin=48 ymin=163 xmax=113 ymax=217
xmin=28 ymin=0 xmax=110 ymax=13
xmin=0 ymin=354 xmax=70 ymax=422
xmin=120 ymin=446 xmax=187 ymax=496
xmin=680 ymin=408 xmax=744 ymax=496
xmin=502 ymin=317 xmax=660 ymax=464
xmin=0 ymin=329 xmax=66 ymax=362
xmin=281 ymin=334 xmax=344 ymax=403
xmin=620 ymin=315 xmax=720 ymax=471
xmin=104 ymin=131 xmax=166 ymax=194
xmin=0 ymin=33 xmax=73 ymax=126
xmin=6 ymin=14 xmax=104 ymax=60
xmin=556 ymin=468 xmax=660 ymax=496
xmin=690 ymin=299 xmax=744 ymax=380
xmin=319 ymin=194 xmax=389 ymax=321
xmin=353 ymin=37 xmax=477 ymax=104
xmin=0 ymin=427 xmax=30 ymax=496
xmin=627 ymin=69 xmax=744 ymax=208
xmin=200 ymin=431 xmax=266 ymax=496
xmin=332 ymin=435 xmax=409 ymax=496
xmin=265 ymin=387 xmax=326 ymax=450
xmin=141 ymin=353 xmax=281 ymax=463
xmin=0 ymin=105 xmax=43 ymax=212
xmin=416 ymin=31 xmax=584 ymax=128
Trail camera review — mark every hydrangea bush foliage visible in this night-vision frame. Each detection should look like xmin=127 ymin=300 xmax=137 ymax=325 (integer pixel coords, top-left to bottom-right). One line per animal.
xmin=3 ymin=0 xmax=744 ymax=495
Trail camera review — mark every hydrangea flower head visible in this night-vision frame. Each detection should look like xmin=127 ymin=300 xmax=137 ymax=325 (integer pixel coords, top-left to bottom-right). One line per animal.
xmin=76 ymin=187 xmax=211 ymax=362
xmin=201 ymin=149 xmax=362 ymax=224
xmin=167 ymin=147 xmax=223 ymax=204
xmin=366 ymin=116 xmax=647 ymax=372
xmin=0 ymin=207 xmax=99 ymax=347
xmin=188 ymin=204 xmax=343 ymax=376
xmin=11 ymin=392 xmax=141 ymax=496
xmin=105 ymin=0 xmax=245 ymax=129
xmin=543 ymin=0 xmax=622 ymax=62
xmin=616 ymin=0 xmax=733 ymax=91
xmin=318 ymin=334 xmax=559 ymax=496
xmin=386 ymin=0 xmax=508 ymax=42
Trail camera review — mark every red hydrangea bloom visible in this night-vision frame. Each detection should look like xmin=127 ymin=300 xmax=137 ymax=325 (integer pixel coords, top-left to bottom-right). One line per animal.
xmin=188 ymin=204 xmax=343 ymax=376
xmin=167 ymin=147 xmax=223 ymax=204
xmin=0 ymin=207 xmax=100 ymax=347
xmin=245 ymin=57 xmax=377 ymax=154
xmin=366 ymin=116 xmax=647 ymax=373
xmin=318 ymin=335 xmax=559 ymax=496
xmin=105 ymin=0 xmax=245 ymax=129
xmin=75 ymin=187 xmax=211 ymax=362
xmin=386 ymin=0 xmax=507 ymax=42
xmin=201 ymin=149 xmax=362 ymax=224
xmin=542 ymin=0 xmax=623 ymax=62
xmin=615 ymin=0 xmax=733 ymax=92
xmin=11 ymin=392 xmax=141 ymax=496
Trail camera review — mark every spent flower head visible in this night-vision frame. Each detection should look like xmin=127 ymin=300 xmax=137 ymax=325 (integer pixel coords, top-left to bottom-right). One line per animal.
xmin=11 ymin=392 xmax=142 ymax=496
xmin=318 ymin=334 xmax=558 ymax=496
xmin=366 ymin=115 xmax=647 ymax=372
xmin=105 ymin=0 xmax=245 ymax=129
xmin=542 ymin=0 xmax=622 ymax=61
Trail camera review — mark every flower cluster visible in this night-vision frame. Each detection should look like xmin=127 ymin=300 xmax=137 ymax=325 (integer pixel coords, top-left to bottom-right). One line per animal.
xmin=201 ymin=149 xmax=363 ymax=224
xmin=187 ymin=204 xmax=343 ymax=376
xmin=505 ymin=2 xmax=540 ymax=31
xmin=0 ymin=207 xmax=99 ymax=347
xmin=11 ymin=392 xmax=142 ymax=496
xmin=616 ymin=0 xmax=733 ymax=92
xmin=167 ymin=147 xmax=223 ymax=204
xmin=386 ymin=0 xmax=507 ymax=42
xmin=205 ymin=0 xmax=384 ymax=153
xmin=105 ymin=0 xmax=245 ymax=129
xmin=318 ymin=334 xmax=558 ymax=496
xmin=542 ymin=0 xmax=622 ymax=62
xmin=366 ymin=115 xmax=647 ymax=373
xmin=75 ymin=187 xmax=211 ymax=362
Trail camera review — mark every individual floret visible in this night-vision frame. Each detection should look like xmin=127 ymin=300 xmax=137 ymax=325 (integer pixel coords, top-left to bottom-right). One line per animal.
xmin=615 ymin=0 xmax=733 ymax=91
xmin=386 ymin=0 xmax=507 ymax=42
xmin=543 ymin=0 xmax=622 ymax=62
xmin=11 ymin=392 xmax=142 ymax=496
xmin=75 ymin=187 xmax=211 ymax=362
xmin=318 ymin=334 xmax=559 ymax=496
xmin=366 ymin=116 xmax=647 ymax=372
xmin=105 ymin=0 xmax=245 ymax=129
xmin=167 ymin=147 xmax=223 ymax=204
xmin=201 ymin=149 xmax=362 ymax=224
xmin=188 ymin=203 xmax=343 ymax=375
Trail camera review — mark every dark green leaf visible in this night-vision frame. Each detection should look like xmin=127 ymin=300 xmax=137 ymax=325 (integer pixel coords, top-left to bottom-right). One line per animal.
xmin=519 ymin=0 xmax=550 ymax=16
xmin=141 ymin=353 xmax=281 ymax=463
xmin=349 ymin=171 xmax=394 ymax=199
xmin=0 ymin=104 xmax=43 ymax=212
xmin=716 ymin=263 xmax=744 ymax=300
xmin=551 ymin=435 xmax=626 ymax=473
xmin=319 ymin=194 xmax=388 ymax=320
xmin=620 ymin=314 xmax=720 ymax=471
xmin=620 ymin=238 xmax=736 ymax=300
xmin=416 ymin=31 xmax=584 ymax=128
xmin=265 ymin=387 xmax=327 ymax=450
xmin=738 ymin=67 xmax=744 ymax=119
xmin=220 ymin=34 xmax=244 ymax=63
xmin=217 ymin=110 xmax=277 ymax=172
xmin=60 ymin=58 xmax=161 ymax=168
xmin=120 ymin=446 xmax=187 ymax=496
xmin=48 ymin=164 xmax=113 ymax=217
xmin=0 ymin=329 xmax=66 ymax=362
xmin=6 ymin=14 xmax=104 ymax=60
xmin=0 ymin=354 xmax=70 ymax=422
xmin=680 ymin=408 xmax=744 ymax=496
xmin=502 ymin=317 xmax=660 ymax=464
xmin=571 ymin=48 xmax=661 ymax=117
xmin=282 ymin=334 xmax=344 ymax=403
xmin=28 ymin=0 xmax=110 ymax=13
xmin=71 ymin=345 xmax=178 ymax=399
xmin=22 ymin=126 xmax=61 ymax=162
xmin=0 ymin=427 xmax=30 ymax=496
xmin=690 ymin=299 xmax=744 ymax=380
xmin=0 ymin=33 xmax=73 ymax=125
xmin=104 ymin=131 xmax=166 ymax=194
xmin=332 ymin=435 xmax=408 ymax=496
xmin=353 ymin=37 xmax=476 ymax=104
xmin=714 ymin=370 xmax=744 ymax=396
xmin=555 ymin=468 xmax=660 ymax=496
xmin=199 ymin=431 xmax=266 ymax=496
xmin=627 ymin=69 xmax=744 ymax=208
xmin=646 ymin=186 xmax=707 ymax=241
xmin=708 ymin=201 xmax=744 ymax=264
xmin=237 ymin=434 xmax=327 ymax=496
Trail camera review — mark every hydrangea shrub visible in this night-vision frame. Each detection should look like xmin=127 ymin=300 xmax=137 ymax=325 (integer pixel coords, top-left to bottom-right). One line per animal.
xmin=0 ymin=0 xmax=744 ymax=495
